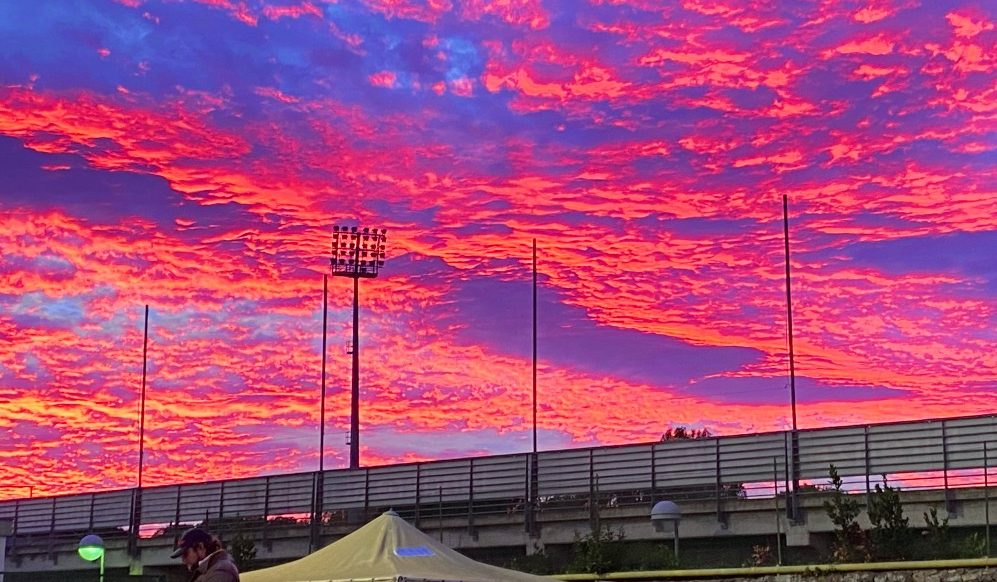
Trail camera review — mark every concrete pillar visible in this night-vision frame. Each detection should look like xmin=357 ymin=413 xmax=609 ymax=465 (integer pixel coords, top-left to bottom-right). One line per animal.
xmin=0 ymin=518 xmax=12 ymax=582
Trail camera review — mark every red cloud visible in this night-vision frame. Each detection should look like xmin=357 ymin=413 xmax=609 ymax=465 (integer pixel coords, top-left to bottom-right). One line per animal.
xmin=361 ymin=0 xmax=453 ymax=23
xmin=369 ymin=70 xmax=399 ymax=88
xmin=461 ymin=0 xmax=549 ymax=29
xmin=262 ymin=2 xmax=322 ymax=21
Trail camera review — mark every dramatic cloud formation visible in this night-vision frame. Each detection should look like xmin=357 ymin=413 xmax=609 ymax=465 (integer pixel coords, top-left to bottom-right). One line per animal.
xmin=0 ymin=0 xmax=994 ymax=498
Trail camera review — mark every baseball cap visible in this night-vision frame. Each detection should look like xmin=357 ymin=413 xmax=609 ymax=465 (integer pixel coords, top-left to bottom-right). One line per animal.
xmin=170 ymin=527 xmax=213 ymax=558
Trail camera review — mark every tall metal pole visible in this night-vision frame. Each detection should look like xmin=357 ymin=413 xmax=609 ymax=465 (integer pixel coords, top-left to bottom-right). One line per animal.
xmin=526 ymin=239 xmax=540 ymax=537
xmin=783 ymin=195 xmax=800 ymax=520
xmin=131 ymin=304 xmax=150 ymax=556
xmin=138 ymin=305 xmax=149 ymax=489
xmin=773 ymin=457 xmax=783 ymax=565
xmin=783 ymin=196 xmax=798 ymax=436
xmin=985 ymin=442 xmax=990 ymax=557
xmin=673 ymin=522 xmax=680 ymax=561
xmin=350 ymin=274 xmax=360 ymax=469
xmin=312 ymin=278 xmax=329 ymax=552
xmin=532 ymin=238 xmax=538 ymax=455
xmin=312 ymin=276 xmax=331 ymax=553
xmin=320 ymin=275 xmax=328 ymax=472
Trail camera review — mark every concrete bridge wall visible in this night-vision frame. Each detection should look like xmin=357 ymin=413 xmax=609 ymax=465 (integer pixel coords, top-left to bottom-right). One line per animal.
xmin=2 ymin=486 xmax=992 ymax=577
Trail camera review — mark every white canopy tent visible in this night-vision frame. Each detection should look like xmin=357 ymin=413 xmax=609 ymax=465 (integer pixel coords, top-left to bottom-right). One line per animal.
xmin=241 ymin=511 xmax=556 ymax=582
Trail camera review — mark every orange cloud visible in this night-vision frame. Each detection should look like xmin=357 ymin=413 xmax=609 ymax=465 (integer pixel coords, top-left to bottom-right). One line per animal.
xmin=826 ymin=34 xmax=895 ymax=56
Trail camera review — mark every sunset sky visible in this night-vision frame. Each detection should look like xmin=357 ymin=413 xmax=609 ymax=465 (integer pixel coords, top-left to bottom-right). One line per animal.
xmin=0 ymin=0 xmax=994 ymax=499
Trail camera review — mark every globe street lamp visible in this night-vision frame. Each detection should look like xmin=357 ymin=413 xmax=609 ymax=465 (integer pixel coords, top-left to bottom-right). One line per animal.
xmin=78 ymin=534 xmax=105 ymax=582
xmin=651 ymin=500 xmax=682 ymax=561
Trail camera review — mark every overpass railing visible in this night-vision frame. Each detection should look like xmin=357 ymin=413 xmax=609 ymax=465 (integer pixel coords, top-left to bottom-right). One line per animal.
xmin=1 ymin=413 xmax=993 ymax=553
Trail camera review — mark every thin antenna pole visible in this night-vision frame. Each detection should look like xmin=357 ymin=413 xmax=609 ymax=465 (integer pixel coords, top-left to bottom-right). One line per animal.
xmin=320 ymin=275 xmax=328 ymax=472
xmin=138 ymin=305 xmax=149 ymax=489
xmin=312 ymin=277 xmax=329 ymax=556
xmin=773 ymin=457 xmax=783 ymax=565
xmin=783 ymin=196 xmax=798 ymax=433
xmin=783 ymin=195 xmax=800 ymax=521
xmin=985 ymin=442 xmax=990 ymax=557
xmin=532 ymin=238 xmax=538 ymax=455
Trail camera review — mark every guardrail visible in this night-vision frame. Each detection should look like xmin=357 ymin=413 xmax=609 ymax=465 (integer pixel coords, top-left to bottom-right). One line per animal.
xmin=1 ymin=413 xmax=993 ymax=555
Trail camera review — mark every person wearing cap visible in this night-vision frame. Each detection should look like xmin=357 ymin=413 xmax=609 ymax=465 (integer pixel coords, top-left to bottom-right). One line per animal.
xmin=170 ymin=527 xmax=240 ymax=582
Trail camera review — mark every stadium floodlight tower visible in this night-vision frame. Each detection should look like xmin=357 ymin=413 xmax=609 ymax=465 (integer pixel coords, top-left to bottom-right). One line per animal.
xmin=331 ymin=225 xmax=387 ymax=470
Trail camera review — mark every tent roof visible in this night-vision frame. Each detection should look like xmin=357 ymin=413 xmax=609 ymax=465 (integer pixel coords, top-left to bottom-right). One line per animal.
xmin=240 ymin=511 xmax=556 ymax=582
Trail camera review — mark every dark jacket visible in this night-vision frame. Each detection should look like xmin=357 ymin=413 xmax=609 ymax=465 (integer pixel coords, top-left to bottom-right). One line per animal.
xmin=191 ymin=549 xmax=240 ymax=582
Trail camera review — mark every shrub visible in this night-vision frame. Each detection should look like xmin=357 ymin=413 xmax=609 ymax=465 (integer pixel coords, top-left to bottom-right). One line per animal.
xmin=822 ymin=465 xmax=870 ymax=562
xmin=922 ymin=506 xmax=951 ymax=559
xmin=228 ymin=533 xmax=257 ymax=572
xmin=744 ymin=544 xmax=776 ymax=567
xmin=507 ymin=545 xmax=559 ymax=575
xmin=569 ymin=524 xmax=626 ymax=574
xmin=618 ymin=541 xmax=678 ymax=571
xmin=866 ymin=476 xmax=910 ymax=560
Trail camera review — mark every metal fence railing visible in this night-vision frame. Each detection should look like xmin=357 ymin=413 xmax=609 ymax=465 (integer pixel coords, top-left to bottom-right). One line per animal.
xmin=1 ymin=413 xmax=993 ymax=554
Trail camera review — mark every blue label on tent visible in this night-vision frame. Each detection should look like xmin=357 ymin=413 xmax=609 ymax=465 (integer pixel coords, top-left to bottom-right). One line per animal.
xmin=394 ymin=546 xmax=435 ymax=557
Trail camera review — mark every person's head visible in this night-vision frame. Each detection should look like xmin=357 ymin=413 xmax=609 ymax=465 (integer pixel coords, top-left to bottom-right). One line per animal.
xmin=170 ymin=528 xmax=220 ymax=570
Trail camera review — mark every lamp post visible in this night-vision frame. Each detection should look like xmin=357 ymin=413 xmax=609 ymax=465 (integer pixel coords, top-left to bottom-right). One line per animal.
xmin=651 ymin=500 xmax=682 ymax=561
xmin=331 ymin=225 xmax=387 ymax=470
xmin=78 ymin=534 xmax=105 ymax=582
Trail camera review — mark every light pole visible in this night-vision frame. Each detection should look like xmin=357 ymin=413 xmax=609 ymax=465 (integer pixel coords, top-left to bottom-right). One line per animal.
xmin=78 ymin=534 xmax=105 ymax=582
xmin=331 ymin=225 xmax=387 ymax=470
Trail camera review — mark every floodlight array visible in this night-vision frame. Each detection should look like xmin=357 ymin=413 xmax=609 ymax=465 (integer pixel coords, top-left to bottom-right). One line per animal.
xmin=331 ymin=225 xmax=387 ymax=278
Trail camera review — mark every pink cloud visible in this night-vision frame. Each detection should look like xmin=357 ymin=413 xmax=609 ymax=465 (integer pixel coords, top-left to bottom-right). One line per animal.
xmin=369 ymin=70 xmax=399 ymax=88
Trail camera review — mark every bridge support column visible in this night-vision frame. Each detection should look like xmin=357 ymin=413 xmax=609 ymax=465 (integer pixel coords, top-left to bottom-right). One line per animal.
xmin=785 ymin=522 xmax=811 ymax=547
xmin=525 ymin=535 xmax=544 ymax=556
xmin=0 ymin=518 xmax=11 ymax=582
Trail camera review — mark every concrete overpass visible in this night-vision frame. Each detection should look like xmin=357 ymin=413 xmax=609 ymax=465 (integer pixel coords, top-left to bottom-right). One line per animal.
xmin=2 ymin=413 xmax=994 ymax=579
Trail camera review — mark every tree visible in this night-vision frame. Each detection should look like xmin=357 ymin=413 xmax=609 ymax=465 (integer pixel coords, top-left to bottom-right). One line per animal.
xmin=823 ymin=465 xmax=870 ymax=562
xmin=569 ymin=523 xmax=626 ymax=574
xmin=228 ymin=532 xmax=257 ymax=572
xmin=661 ymin=426 xmax=713 ymax=441
xmin=866 ymin=476 xmax=910 ymax=560
xmin=923 ymin=506 xmax=951 ymax=559
xmin=923 ymin=507 xmax=985 ymax=559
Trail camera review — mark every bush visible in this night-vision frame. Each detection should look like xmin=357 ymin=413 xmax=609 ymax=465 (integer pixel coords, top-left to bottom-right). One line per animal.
xmin=618 ymin=541 xmax=678 ymax=571
xmin=956 ymin=533 xmax=987 ymax=558
xmin=921 ymin=506 xmax=951 ymax=559
xmin=866 ymin=476 xmax=910 ymax=560
xmin=228 ymin=533 xmax=257 ymax=572
xmin=507 ymin=545 xmax=559 ymax=575
xmin=744 ymin=544 xmax=776 ymax=567
xmin=822 ymin=465 xmax=870 ymax=562
xmin=569 ymin=524 xmax=626 ymax=574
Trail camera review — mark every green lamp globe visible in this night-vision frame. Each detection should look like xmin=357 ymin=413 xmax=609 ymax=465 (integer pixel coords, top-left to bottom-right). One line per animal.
xmin=78 ymin=534 xmax=105 ymax=562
